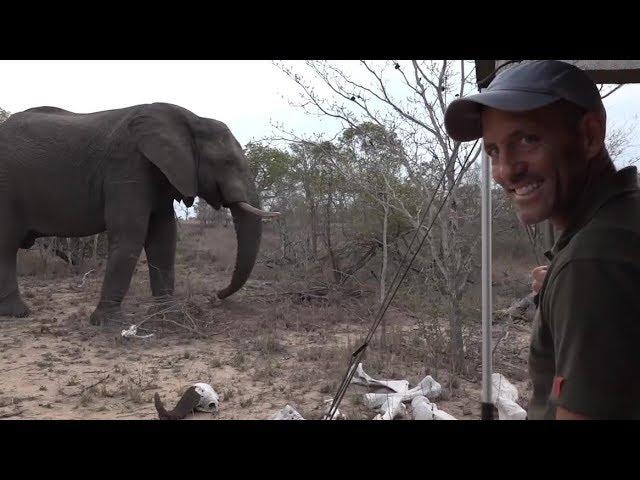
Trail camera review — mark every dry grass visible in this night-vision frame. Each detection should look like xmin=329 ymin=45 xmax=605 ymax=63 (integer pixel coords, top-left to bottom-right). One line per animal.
xmin=7 ymin=221 xmax=534 ymax=419
xmin=254 ymin=333 xmax=287 ymax=356
xmin=252 ymin=360 xmax=282 ymax=382
xmin=17 ymin=250 xmax=74 ymax=278
xmin=120 ymin=371 xmax=159 ymax=405
xmin=229 ymin=351 xmax=248 ymax=371
xmin=222 ymin=388 xmax=236 ymax=401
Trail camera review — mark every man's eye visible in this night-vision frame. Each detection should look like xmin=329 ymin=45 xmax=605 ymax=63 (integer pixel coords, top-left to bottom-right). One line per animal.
xmin=521 ymin=135 xmax=539 ymax=145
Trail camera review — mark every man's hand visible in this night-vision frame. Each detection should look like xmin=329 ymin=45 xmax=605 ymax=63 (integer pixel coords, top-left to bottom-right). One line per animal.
xmin=556 ymin=406 xmax=591 ymax=420
xmin=531 ymin=265 xmax=548 ymax=294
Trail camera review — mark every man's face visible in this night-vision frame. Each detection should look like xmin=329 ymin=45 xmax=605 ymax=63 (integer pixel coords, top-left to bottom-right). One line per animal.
xmin=482 ymin=104 xmax=587 ymax=227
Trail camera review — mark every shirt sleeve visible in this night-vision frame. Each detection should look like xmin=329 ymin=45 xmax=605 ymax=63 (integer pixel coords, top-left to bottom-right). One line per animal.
xmin=546 ymin=258 xmax=640 ymax=419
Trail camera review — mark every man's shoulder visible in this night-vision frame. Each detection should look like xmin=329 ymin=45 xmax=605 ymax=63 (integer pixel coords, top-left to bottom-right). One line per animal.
xmin=591 ymin=188 xmax=640 ymax=229
xmin=543 ymin=217 xmax=640 ymax=330
xmin=559 ymin=191 xmax=640 ymax=266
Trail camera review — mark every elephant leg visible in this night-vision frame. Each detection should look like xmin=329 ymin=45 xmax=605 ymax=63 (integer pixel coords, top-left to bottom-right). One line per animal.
xmin=0 ymin=247 xmax=29 ymax=318
xmin=90 ymin=222 xmax=149 ymax=326
xmin=145 ymin=209 xmax=176 ymax=299
xmin=0 ymin=203 xmax=29 ymax=318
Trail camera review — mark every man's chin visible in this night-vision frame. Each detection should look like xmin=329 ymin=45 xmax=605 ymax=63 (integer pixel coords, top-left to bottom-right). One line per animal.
xmin=516 ymin=210 xmax=549 ymax=226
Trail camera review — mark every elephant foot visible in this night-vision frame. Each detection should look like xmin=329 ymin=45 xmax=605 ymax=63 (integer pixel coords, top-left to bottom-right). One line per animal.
xmin=89 ymin=307 xmax=125 ymax=326
xmin=0 ymin=294 xmax=30 ymax=318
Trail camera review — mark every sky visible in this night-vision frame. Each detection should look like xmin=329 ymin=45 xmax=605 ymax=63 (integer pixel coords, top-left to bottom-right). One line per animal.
xmin=1 ymin=59 xmax=638 ymax=149
xmin=0 ymin=60 xmax=345 ymax=146
xmin=1 ymin=60 xmax=639 ymax=217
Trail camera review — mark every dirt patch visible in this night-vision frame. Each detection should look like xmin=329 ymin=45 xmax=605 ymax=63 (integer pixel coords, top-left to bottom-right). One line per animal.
xmin=1 ymin=223 xmax=533 ymax=420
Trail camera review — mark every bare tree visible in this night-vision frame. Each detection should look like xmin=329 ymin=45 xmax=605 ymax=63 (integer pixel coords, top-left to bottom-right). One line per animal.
xmin=0 ymin=107 xmax=10 ymax=123
xmin=606 ymin=120 xmax=640 ymax=167
xmin=277 ymin=60 xmax=482 ymax=372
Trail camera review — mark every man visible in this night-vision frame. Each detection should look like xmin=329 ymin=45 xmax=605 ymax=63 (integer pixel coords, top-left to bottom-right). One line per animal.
xmin=444 ymin=60 xmax=640 ymax=419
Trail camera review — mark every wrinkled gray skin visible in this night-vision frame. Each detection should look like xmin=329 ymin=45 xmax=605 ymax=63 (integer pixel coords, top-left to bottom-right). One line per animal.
xmin=0 ymin=103 xmax=263 ymax=324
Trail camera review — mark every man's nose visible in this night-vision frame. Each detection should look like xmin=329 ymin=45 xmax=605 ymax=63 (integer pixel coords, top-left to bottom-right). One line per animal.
xmin=493 ymin=154 xmax=527 ymax=185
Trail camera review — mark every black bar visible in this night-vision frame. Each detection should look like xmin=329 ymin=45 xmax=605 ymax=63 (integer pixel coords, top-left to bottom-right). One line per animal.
xmin=481 ymin=402 xmax=495 ymax=420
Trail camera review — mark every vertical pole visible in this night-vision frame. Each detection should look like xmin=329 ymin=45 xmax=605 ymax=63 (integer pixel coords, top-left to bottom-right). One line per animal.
xmin=481 ymin=142 xmax=494 ymax=420
xmin=543 ymin=220 xmax=555 ymax=251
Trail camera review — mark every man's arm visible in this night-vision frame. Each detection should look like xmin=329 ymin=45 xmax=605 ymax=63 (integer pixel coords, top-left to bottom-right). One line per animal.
xmin=546 ymin=258 xmax=640 ymax=419
xmin=556 ymin=406 xmax=591 ymax=420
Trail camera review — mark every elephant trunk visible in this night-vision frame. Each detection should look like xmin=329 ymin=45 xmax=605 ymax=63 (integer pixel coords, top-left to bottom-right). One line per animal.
xmin=216 ymin=199 xmax=263 ymax=300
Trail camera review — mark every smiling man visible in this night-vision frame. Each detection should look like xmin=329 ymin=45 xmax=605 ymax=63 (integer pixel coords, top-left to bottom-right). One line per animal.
xmin=445 ymin=60 xmax=640 ymax=420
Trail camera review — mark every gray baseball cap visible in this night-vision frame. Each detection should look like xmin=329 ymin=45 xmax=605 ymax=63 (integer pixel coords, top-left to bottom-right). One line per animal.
xmin=444 ymin=60 xmax=604 ymax=142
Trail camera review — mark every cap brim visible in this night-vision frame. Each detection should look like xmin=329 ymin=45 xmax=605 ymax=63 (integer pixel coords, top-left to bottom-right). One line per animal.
xmin=444 ymin=90 xmax=560 ymax=142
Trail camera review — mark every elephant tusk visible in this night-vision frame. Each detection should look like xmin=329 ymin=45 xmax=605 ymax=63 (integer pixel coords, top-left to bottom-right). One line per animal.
xmin=236 ymin=202 xmax=281 ymax=218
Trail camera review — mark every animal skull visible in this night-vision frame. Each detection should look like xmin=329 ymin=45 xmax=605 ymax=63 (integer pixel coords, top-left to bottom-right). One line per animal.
xmin=194 ymin=383 xmax=220 ymax=413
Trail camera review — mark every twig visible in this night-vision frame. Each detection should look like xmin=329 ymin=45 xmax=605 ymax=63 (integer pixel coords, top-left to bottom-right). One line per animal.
xmin=601 ymin=84 xmax=624 ymax=100
xmin=183 ymin=309 xmax=198 ymax=331
xmin=149 ymin=317 xmax=202 ymax=336
xmin=243 ymin=290 xmax=302 ymax=298
xmin=0 ymin=409 xmax=25 ymax=418
xmin=79 ymin=269 xmax=95 ymax=288
xmin=0 ymin=364 xmax=29 ymax=374
xmin=69 ymin=374 xmax=111 ymax=397
xmin=492 ymin=330 xmax=509 ymax=357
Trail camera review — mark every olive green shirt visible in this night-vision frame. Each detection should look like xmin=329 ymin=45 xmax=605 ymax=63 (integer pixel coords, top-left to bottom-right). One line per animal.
xmin=528 ymin=166 xmax=640 ymax=420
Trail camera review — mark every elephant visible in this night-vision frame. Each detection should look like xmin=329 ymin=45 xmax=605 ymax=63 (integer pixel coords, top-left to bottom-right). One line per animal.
xmin=0 ymin=102 xmax=278 ymax=324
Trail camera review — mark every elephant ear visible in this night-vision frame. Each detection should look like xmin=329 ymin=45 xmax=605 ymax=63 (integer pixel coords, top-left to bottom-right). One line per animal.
xmin=129 ymin=107 xmax=197 ymax=198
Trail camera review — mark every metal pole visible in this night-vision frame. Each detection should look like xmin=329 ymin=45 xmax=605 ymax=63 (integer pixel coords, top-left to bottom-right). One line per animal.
xmin=480 ymin=142 xmax=494 ymax=420
xmin=543 ymin=220 xmax=555 ymax=251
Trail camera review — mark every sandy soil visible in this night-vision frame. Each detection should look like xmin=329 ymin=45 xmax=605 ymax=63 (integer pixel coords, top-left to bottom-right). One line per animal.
xmin=0 ymin=225 xmax=533 ymax=420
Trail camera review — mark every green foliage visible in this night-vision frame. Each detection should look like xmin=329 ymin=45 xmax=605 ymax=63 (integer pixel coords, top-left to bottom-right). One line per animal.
xmin=194 ymin=198 xmax=228 ymax=225
xmin=244 ymin=142 xmax=295 ymax=202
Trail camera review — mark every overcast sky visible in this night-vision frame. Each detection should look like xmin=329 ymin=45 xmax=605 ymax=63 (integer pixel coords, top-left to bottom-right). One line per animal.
xmin=2 ymin=60 xmax=638 ymax=145
xmin=1 ymin=60 xmax=638 ymax=216
xmin=0 ymin=60 xmax=345 ymax=146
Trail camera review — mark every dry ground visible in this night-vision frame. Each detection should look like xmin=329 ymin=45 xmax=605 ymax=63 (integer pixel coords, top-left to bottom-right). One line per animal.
xmin=0 ymin=223 xmax=534 ymax=420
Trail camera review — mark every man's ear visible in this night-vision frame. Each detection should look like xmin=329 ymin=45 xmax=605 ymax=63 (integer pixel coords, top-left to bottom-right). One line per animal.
xmin=579 ymin=109 xmax=607 ymax=160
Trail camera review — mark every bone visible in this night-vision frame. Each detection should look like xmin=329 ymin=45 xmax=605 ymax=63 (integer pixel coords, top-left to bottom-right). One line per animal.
xmin=362 ymin=383 xmax=439 ymax=410
xmin=353 ymin=363 xmax=453 ymax=420
xmin=373 ymin=396 xmax=407 ymax=421
xmin=411 ymin=396 xmax=457 ymax=420
xmin=154 ymin=386 xmax=202 ymax=420
xmin=322 ymin=398 xmax=347 ymax=420
xmin=193 ymin=383 xmax=219 ymax=413
xmin=121 ymin=324 xmax=154 ymax=339
xmin=351 ymin=363 xmax=410 ymax=393
xmin=354 ymin=364 xmax=442 ymax=405
xmin=270 ymin=405 xmax=305 ymax=420
xmin=491 ymin=373 xmax=526 ymax=420
xmin=404 ymin=375 xmax=443 ymax=400
xmin=154 ymin=382 xmax=219 ymax=420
